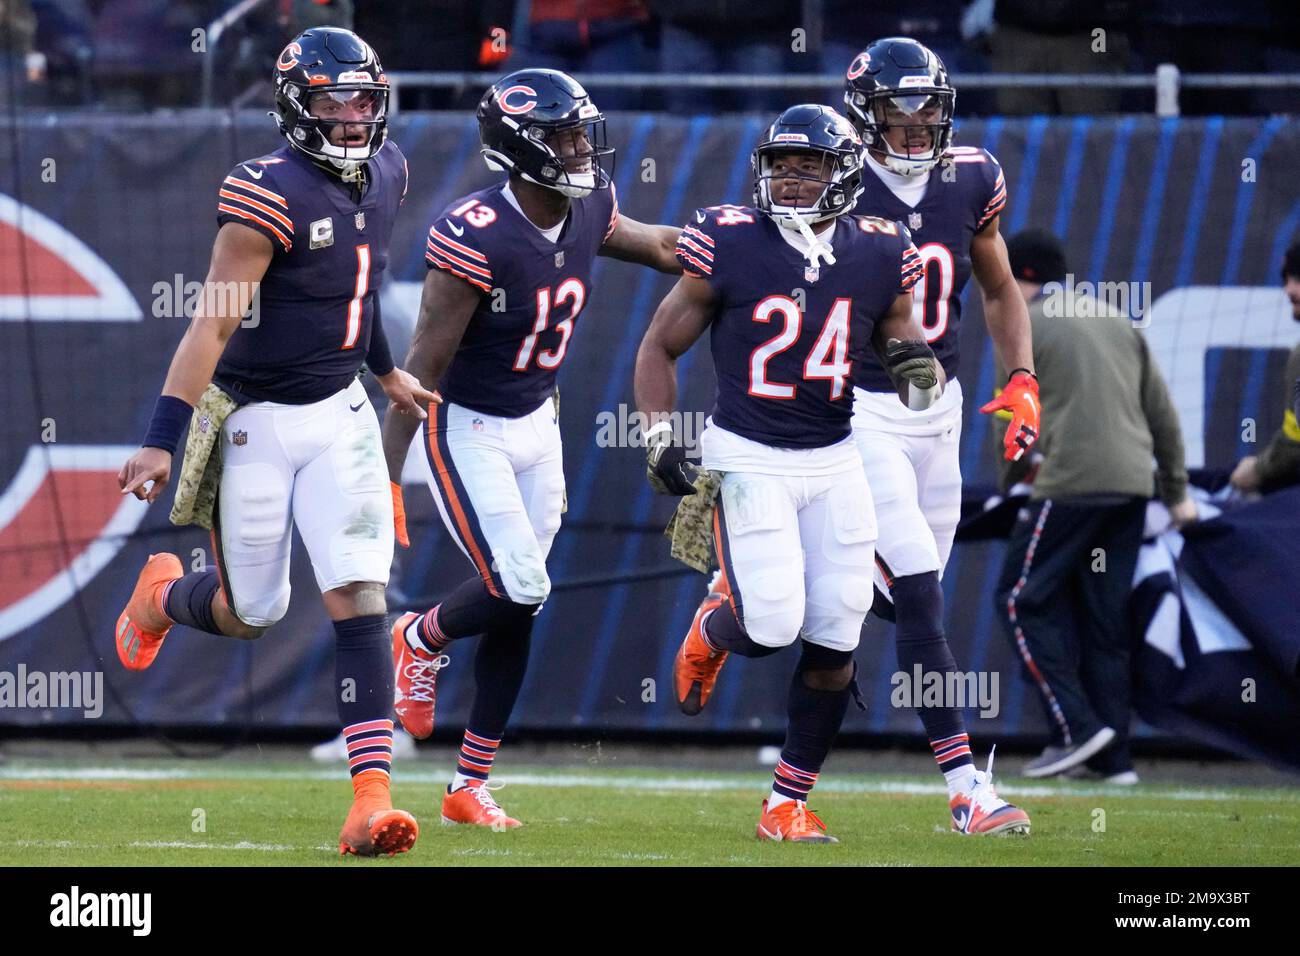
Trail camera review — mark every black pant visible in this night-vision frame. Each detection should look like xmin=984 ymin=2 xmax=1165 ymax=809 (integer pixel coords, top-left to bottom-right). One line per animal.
xmin=994 ymin=496 xmax=1146 ymax=773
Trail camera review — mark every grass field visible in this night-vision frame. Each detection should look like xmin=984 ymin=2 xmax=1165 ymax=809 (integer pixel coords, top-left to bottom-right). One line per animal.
xmin=2 ymin=757 xmax=1298 ymax=866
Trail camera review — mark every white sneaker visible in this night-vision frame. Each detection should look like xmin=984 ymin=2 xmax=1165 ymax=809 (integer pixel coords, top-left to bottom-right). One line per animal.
xmin=950 ymin=747 xmax=1031 ymax=836
xmin=310 ymin=727 xmax=417 ymax=763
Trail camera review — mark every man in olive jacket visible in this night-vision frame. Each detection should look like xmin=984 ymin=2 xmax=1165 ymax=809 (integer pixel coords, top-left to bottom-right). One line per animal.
xmin=991 ymin=229 xmax=1196 ymax=783
xmin=1229 ymin=243 xmax=1300 ymax=494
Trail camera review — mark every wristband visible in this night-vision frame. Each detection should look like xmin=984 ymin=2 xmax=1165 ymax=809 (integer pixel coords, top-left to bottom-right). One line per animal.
xmin=643 ymin=420 xmax=674 ymax=446
xmin=1008 ymin=368 xmax=1038 ymax=382
xmin=142 ymin=394 xmax=193 ymax=455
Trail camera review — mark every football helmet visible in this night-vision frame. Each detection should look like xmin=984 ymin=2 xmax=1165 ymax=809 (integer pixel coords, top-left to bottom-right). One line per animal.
xmin=752 ymin=103 xmax=864 ymax=230
xmin=477 ymin=69 xmax=613 ymax=198
xmin=272 ymin=28 xmax=389 ymax=173
xmin=843 ymin=37 xmax=955 ymax=178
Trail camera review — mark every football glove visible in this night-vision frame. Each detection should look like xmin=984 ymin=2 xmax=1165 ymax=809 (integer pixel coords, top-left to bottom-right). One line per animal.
xmin=884 ymin=337 xmax=941 ymax=410
xmin=980 ymin=369 xmax=1040 ymax=462
xmin=645 ymin=423 xmax=698 ymax=496
xmin=391 ymin=481 xmax=410 ymax=548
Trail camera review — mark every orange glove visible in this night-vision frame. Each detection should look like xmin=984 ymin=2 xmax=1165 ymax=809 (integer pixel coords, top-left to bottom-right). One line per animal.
xmin=980 ymin=370 xmax=1040 ymax=462
xmin=391 ymin=481 xmax=409 ymax=548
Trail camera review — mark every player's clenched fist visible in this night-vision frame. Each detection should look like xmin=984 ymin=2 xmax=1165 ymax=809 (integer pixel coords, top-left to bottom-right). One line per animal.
xmin=378 ymin=368 xmax=441 ymax=419
xmin=119 ymin=447 xmax=173 ymax=503
xmin=981 ymin=369 xmax=1040 ymax=462
xmin=644 ymin=422 xmax=698 ymax=496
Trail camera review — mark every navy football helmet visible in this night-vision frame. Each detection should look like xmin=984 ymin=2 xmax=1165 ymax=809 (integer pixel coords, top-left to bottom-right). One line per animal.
xmin=477 ymin=69 xmax=613 ymax=198
xmin=843 ymin=37 xmax=954 ymax=178
xmin=752 ymin=104 xmax=864 ymax=229
xmin=272 ymin=28 xmax=389 ymax=172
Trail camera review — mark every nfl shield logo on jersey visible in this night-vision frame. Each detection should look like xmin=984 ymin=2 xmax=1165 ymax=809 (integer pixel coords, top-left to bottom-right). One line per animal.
xmin=554 ymin=251 xmax=565 ymax=268
xmin=805 ymin=264 xmax=820 ymax=283
xmin=232 ymin=430 xmax=248 ymax=446
xmin=354 ymin=211 xmax=366 ymax=231
xmin=909 ymin=211 xmax=923 ymax=230
xmin=472 ymin=418 xmax=485 ymax=432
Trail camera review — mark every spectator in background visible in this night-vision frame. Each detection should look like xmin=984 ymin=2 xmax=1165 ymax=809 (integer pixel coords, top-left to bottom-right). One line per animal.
xmin=355 ymin=1 xmax=514 ymax=110
xmin=512 ymin=0 xmax=648 ymax=111
xmin=648 ymin=0 xmax=793 ymax=113
xmin=0 ymin=0 xmax=41 ymax=108
xmin=992 ymin=229 xmax=1195 ymax=785
xmin=30 ymin=0 xmax=93 ymax=106
xmin=1229 ymin=243 xmax=1300 ymax=495
xmin=987 ymin=0 xmax=1133 ymax=114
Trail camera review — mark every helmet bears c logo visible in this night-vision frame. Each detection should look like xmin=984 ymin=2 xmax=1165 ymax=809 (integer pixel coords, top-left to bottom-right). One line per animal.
xmin=846 ymin=52 xmax=870 ymax=80
xmin=277 ymin=42 xmax=302 ymax=71
xmin=499 ymin=85 xmax=538 ymax=115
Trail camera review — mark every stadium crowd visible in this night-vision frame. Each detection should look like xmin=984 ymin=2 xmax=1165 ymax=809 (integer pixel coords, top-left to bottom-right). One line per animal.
xmin=3 ymin=0 xmax=1300 ymax=112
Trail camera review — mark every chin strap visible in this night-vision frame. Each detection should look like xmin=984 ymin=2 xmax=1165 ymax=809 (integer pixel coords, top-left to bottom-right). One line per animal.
xmin=792 ymin=214 xmax=836 ymax=270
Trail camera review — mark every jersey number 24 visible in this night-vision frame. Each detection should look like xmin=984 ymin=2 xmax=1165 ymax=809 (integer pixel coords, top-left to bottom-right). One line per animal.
xmin=748 ymin=296 xmax=851 ymax=401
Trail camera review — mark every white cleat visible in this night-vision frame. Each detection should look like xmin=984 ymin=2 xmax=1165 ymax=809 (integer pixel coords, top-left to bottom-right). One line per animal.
xmin=950 ymin=747 xmax=1031 ymax=836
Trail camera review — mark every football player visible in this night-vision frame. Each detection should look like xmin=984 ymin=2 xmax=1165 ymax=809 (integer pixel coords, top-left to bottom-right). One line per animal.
xmin=843 ymin=37 xmax=1034 ymax=834
xmin=637 ymin=104 xmax=943 ymax=842
xmin=382 ymin=69 xmax=681 ymax=828
xmin=115 ymin=28 xmax=436 ymax=857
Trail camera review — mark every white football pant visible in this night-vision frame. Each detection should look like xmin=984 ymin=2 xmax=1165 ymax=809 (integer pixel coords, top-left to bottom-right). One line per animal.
xmin=851 ymin=379 xmax=964 ymax=598
xmin=215 ymin=377 xmax=393 ymax=627
xmin=422 ymin=398 xmax=565 ymax=606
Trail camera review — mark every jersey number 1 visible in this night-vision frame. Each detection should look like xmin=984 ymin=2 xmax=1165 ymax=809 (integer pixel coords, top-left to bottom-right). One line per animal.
xmin=342 ymin=244 xmax=370 ymax=350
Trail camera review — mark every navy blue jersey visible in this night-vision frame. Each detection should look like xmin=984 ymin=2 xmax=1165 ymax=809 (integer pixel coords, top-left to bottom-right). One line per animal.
xmin=678 ymin=205 xmax=921 ymax=449
xmin=425 ymin=181 xmax=618 ymax=418
xmin=851 ymin=146 xmax=1005 ymax=391
xmin=213 ymin=141 xmax=409 ymax=404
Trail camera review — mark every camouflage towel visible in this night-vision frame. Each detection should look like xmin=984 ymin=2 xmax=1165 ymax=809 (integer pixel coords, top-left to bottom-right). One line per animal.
xmin=169 ymin=384 xmax=239 ymax=531
xmin=664 ymin=469 xmax=724 ymax=574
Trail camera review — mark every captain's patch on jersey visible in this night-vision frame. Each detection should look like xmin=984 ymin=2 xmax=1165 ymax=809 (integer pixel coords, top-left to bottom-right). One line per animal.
xmin=309 ymin=217 xmax=334 ymax=249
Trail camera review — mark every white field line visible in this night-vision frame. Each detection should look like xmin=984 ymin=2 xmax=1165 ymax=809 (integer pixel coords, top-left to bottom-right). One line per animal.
xmin=1 ymin=839 xmax=307 ymax=853
xmin=0 ymin=764 xmax=1295 ymax=803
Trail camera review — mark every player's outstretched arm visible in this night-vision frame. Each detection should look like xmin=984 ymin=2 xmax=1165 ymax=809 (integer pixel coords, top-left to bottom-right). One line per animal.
xmin=635 ymin=274 xmax=715 ymax=495
xmin=119 ymin=222 xmax=273 ymax=503
xmin=600 ymin=215 xmax=683 ymax=274
xmin=381 ymin=267 xmax=479 ymax=486
xmin=971 ymin=215 xmax=1034 ymax=376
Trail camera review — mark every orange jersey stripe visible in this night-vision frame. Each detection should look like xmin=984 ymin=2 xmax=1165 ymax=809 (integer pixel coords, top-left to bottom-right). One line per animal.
xmin=218 ymin=189 xmax=294 ymax=232
xmin=426 ymin=418 xmax=502 ymax=597
xmin=217 ymin=203 xmax=291 ymax=251
xmin=428 ymin=226 xmax=488 ymax=263
xmin=222 ymin=176 xmax=288 ymax=209
xmin=425 ymin=253 xmax=492 ymax=292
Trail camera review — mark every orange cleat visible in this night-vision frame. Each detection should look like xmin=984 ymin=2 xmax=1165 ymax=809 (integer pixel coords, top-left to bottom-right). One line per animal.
xmin=441 ymin=782 xmax=522 ymax=829
xmin=756 ymin=799 xmax=839 ymax=843
xmin=115 ymin=553 xmax=183 ymax=671
xmin=391 ymin=612 xmax=450 ymax=740
xmin=673 ymin=571 xmax=732 ymax=716
xmin=338 ymin=803 xmax=419 ymax=857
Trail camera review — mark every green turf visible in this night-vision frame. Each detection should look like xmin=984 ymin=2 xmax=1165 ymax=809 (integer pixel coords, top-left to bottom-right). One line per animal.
xmin=1 ymin=760 xmax=1297 ymax=866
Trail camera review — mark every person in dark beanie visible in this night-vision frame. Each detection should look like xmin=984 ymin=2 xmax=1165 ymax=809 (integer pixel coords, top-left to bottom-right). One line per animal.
xmin=991 ymin=228 xmax=1195 ymax=783
xmin=1229 ymin=242 xmax=1300 ymax=494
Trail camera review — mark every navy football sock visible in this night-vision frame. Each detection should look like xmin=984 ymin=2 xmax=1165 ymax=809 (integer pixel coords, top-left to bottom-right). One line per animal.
xmin=892 ymin=572 xmax=972 ymax=768
xmin=422 ymin=576 xmax=539 ymax=643
xmin=333 ymin=614 xmax=394 ymax=733
xmin=702 ymin=603 xmax=783 ymax=658
xmin=465 ymin=614 xmax=535 ymax=740
xmin=773 ymin=646 xmax=853 ymax=802
xmin=161 ymin=570 xmax=223 ymax=635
